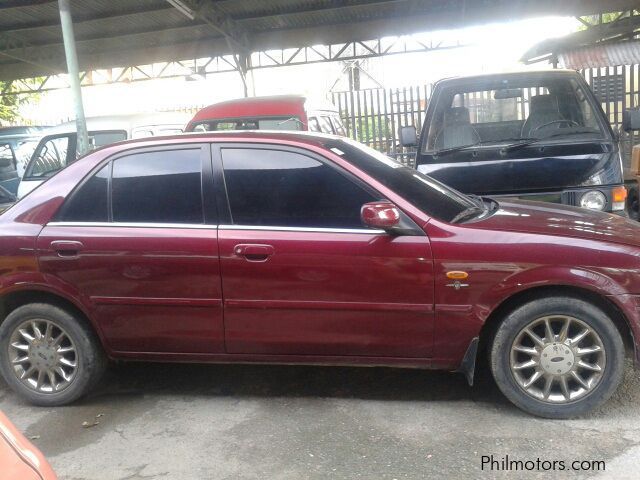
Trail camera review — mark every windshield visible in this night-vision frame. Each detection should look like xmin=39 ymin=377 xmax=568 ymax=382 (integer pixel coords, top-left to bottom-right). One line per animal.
xmin=191 ymin=117 xmax=304 ymax=132
xmin=330 ymin=138 xmax=477 ymax=222
xmin=424 ymin=74 xmax=606 ymax=156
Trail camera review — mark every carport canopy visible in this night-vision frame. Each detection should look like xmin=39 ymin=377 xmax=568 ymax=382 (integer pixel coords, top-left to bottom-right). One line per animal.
xmin=1 ymin=0 xmax=640 ymax=82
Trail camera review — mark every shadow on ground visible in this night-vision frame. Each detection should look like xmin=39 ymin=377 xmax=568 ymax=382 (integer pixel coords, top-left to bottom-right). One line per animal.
xmin=82 ymin=359 xmax=507 ymax=406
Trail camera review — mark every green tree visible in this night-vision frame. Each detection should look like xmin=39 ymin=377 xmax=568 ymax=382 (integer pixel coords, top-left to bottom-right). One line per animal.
xmin=0 ymin=81 xmax=23 ymax=123
xmin=0 ymin=80 xmax=42 ymax=125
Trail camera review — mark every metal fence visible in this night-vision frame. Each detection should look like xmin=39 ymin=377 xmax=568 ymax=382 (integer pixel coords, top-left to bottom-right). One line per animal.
xmin=582 ymin=64 xmax=640 ymax=167
xmin=332 ymin=65 xmax=640 ymax=169
xmin=332 ymin=86 xmax=431 ymax=167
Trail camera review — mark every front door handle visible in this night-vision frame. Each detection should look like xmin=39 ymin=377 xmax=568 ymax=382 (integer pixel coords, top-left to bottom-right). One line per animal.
xmin=234 ymin=244 xmax=275 ymax=262
xmin=50 ymin=240 xmax=84 ymax=257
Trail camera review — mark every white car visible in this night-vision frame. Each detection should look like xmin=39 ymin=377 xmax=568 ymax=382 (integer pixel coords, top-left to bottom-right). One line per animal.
xmin=17 ymin=112 xmax=190 ymax=199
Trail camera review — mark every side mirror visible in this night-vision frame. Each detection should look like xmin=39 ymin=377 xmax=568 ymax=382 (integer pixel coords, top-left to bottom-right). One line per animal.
xmin=623 ymin=108 xmax=640 ymax=131
xmin=361 ymin=201 xmax=401 ymax=231
xmin=399 ymin=125 xmax=417 ymax=147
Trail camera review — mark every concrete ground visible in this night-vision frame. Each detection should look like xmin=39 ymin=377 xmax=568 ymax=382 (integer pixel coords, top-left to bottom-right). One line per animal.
xmin=1 ymin=359 xmax=640 ymax=480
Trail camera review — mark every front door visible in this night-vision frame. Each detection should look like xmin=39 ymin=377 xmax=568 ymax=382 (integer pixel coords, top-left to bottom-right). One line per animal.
xmin=37 ymin=145 xmax=224 ymax=354
xmin=215 ymin=145 xmax=434 ymax=357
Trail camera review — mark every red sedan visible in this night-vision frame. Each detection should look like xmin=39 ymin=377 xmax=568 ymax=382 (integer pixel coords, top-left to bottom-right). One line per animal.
xmin=0 ymin=131 xmax=639 ymax=418
xmin=0 ymin=411 xmax=57 ymax=480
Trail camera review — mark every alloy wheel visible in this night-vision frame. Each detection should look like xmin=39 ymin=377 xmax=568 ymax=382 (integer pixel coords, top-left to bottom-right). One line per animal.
xmin=509 ymin=315 xmax=606 ymax=404
xmin=8 ymin=319 xmax=78 ymax=394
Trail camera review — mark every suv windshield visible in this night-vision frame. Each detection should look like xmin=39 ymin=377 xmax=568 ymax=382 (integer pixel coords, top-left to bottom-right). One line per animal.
xmin=329 ymin=138 xmax=478 ymax=222
xmin=424 ymin=74 xmax=606 ymax=156
xmin=192 ymin=117 xmax=303 ymax=132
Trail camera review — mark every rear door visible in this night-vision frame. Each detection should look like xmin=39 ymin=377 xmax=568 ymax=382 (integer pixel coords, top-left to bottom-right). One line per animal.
xmin=37 ymin=144 xmax=224 ymax=354
xmin=214 ymin=144 xmax=435 ymax=357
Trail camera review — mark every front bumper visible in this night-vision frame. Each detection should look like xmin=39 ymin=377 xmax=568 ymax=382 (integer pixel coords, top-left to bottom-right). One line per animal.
xmin=493 ymin=185 xmax=626 ymax=215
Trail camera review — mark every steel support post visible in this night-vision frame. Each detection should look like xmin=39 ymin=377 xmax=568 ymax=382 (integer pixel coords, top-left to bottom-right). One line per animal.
xmin=58 ymin=0 xmax=89 ymax=154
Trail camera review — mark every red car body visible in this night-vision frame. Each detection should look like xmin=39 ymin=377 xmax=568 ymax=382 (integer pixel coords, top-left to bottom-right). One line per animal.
xmin=1 ymin=131 xmax=640 ymax=377
xmin=185 ymin=95 xmax=346 ymax=135
xmin=0 ymin=411 xmax=57 ymax=480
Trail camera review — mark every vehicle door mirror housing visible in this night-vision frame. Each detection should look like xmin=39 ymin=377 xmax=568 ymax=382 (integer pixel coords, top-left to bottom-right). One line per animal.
xmin=361 ymin=201 xmax=401 ymax=230
xmin=399 ymin=126 xmax=417 ymax=147
xmin=623 ymin=108 xmax=640 ymax=131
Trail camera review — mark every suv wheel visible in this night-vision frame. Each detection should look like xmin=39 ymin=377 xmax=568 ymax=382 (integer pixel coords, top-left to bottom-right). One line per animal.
xmin=490 ymin=296 xmax=625 ymax=418
xmin=0 ymin=303 xmax=106 ymax=406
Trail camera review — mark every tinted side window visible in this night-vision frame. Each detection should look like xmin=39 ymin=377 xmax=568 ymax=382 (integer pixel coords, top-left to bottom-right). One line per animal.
xmin=112 ymin=149 xmax=203 ymax=223
xmin=221 ymin=148 xmax=377 ymax=228
xmin=57 ymin=164 xmax=109 ymax=222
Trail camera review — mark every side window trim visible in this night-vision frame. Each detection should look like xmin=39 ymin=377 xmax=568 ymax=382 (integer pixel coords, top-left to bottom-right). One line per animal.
xmin=211 ymin=142 xmax=383 ymax=231
xmin=106 ymin=159 xmax=113 ymax=222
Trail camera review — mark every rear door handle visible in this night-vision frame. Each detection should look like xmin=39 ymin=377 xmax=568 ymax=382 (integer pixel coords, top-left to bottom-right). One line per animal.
xmin=234 ymin=244 xmax=275 ymax=262
xmin=50 ymin=240 xmax=84 ymax=257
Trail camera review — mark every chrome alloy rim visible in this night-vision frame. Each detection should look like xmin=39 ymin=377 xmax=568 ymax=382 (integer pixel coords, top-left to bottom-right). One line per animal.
xmin=8 ymin=319 xmax=78 ymax=394
xmin=509 ymin=315 xmax=606 ymax=404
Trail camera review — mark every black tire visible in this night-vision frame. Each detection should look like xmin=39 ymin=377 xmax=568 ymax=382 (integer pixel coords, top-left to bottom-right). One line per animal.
xmin=0 ymin=303 xmax=106 ymax=406
xmin=490 ymin=296 xmax=625 ymax=419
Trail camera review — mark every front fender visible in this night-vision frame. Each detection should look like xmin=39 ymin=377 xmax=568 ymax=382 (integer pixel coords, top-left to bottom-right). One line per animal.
xmin=434 ymin=264 xmax=635 ymax=366
xmin=478 ymin=264 xmax=629 ymax=318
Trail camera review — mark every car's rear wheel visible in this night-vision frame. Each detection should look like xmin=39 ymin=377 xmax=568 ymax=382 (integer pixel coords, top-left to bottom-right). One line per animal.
xmin=490 ymin=296 xmax=625 ymax=418
xmin=0 ymin=303 xmax=106 ymax=406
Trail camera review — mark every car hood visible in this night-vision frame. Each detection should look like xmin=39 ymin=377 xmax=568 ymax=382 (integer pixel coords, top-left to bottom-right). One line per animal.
xmin=475 ymin=199 xmax=640 ymax=248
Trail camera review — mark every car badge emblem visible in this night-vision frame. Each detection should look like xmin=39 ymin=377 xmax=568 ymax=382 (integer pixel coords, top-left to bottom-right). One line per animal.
xmin=446 ymin=271 xmax=469 ymax=289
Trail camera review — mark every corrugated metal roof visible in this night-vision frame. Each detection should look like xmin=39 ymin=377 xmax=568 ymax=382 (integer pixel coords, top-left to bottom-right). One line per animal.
xmin=1 ymin=0 xmax=639 ymax=81
xmin=559 ymin=41 xmax=640 ymax=69
xmin=522 ymin=13 xmax=640 ymax=65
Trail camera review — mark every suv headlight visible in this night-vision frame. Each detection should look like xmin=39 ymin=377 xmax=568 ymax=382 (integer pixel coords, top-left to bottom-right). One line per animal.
xmin=580 ymin=190 xmax=606 ymax=211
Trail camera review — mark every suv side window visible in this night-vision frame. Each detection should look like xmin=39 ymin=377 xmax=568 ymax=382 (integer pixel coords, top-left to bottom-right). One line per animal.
xmin=112 ymin=149 xmax=203 ymax=224
xmin=26 ymin=136 xmax=72 ymax=179
xmin=331 ymin=116 xmax=347 ymax=136
xmin=307 ymin=117 xmax=321 ymax=132
xmin=318 ymin=116 xmax=335 ymax=134
xmin=221 ymin=148 xmax=377 ymax=229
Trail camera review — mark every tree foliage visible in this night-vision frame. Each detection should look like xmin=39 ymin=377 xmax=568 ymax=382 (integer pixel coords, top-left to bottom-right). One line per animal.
xmin=0 ymin=80 xmax=42 ymax=125
xmin=0 ymin=81 xmax=23 ymax=124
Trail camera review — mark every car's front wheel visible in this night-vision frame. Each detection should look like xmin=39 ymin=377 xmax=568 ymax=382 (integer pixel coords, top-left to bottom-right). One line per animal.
xmin=490 ymin=296 xmax=625 ymax=418
xmin=0 ymin=303 xmax=106 ymax=406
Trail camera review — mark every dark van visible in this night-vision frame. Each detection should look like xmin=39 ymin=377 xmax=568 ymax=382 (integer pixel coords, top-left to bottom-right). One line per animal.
xmin=400 ymin=70 xmax=633 ymax=214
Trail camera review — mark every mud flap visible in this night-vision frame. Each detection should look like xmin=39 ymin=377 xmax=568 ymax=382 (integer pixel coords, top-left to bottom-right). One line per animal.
xmin=456 ymin=337 xmax=479 ymax=386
